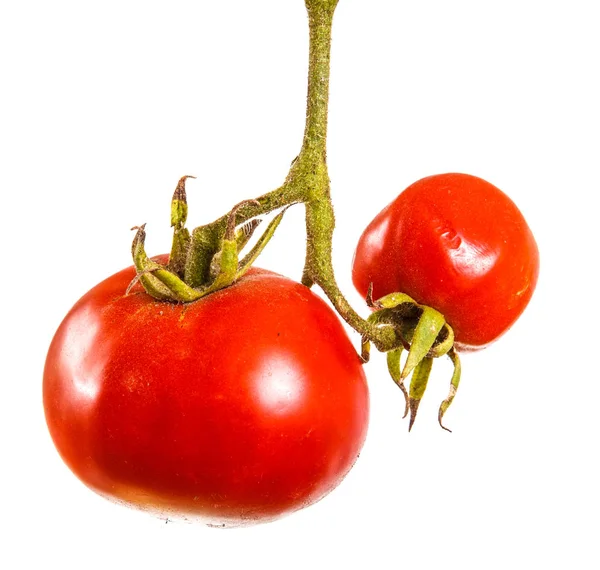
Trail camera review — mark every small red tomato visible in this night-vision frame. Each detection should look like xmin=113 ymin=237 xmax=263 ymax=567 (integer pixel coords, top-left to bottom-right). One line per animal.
xmin=44 ymin=260 xmax=368 ymax=526
xmin=352 ymin=173 xmax=539 ymax=350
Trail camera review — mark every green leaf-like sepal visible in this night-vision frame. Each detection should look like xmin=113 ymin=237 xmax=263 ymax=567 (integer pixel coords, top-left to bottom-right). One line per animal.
xmin=168 ymin=175 xmax=195 ymax=276
xmin=408 ymin=356 xmax=433 ymax=431
xmin=130 ymin=225 xmax=203 ymax=302
xmin=438 ymin=349 xmax=461 ymax=432
xmin=400 ymin=306 xmax=446 ymax=381
xmin=387 ymin=348 xmax=408 ymax=418
xmin=236 ymin=208 xmax=288 ymax=278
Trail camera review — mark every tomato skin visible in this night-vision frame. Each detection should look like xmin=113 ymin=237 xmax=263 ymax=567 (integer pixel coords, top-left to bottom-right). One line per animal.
xmin=43 ymin=260 xmax=368 ymax=526
xmin=352 ymin=173 xmax=539 ymax=350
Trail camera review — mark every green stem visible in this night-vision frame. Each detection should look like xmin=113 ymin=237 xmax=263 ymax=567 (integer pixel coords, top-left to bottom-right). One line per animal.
xmin=301 ymin=0 xmax=336 ymax=161
xmin=297 ymin=0 xmax=397 ymax=351
xmin=180 ymin=0 xmax=397 ymax=352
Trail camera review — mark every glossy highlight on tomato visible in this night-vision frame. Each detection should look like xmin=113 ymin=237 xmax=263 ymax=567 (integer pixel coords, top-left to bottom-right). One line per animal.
xmin=352 ymin=173 xmax=539 ymax=350
xmin=43 ymin=260 xmax=368 ymax=526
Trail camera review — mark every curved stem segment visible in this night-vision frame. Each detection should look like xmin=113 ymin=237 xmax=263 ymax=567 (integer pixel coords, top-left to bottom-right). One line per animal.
xmin=296 ymin=0 xmax=398 ymax=352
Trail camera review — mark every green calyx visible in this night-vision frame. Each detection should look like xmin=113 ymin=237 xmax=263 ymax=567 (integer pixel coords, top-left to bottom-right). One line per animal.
xmin=128 ymin=178 xmax=288 ymax=303
xmin=361 ymin=290 xmax=462 ymax=432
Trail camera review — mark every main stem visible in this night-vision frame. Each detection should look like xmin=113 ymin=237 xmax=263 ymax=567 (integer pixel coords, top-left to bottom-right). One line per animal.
xmin=299 ymin=1 xmax=396 ymax=350
xmin=188 ymin=0 xmax=397 ymax=353
xmin=300 ymin=0 xmax=334 ymax=160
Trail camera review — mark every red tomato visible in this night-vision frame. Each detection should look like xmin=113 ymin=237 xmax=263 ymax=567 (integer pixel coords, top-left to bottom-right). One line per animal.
xmin=44 ymin=259 xmax=368 ymax=526
xmin=352 ymin=173 xmax=539 ymax=350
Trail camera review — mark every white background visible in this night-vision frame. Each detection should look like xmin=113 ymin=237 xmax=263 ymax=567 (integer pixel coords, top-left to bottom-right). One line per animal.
xmin=1 ymin=1 xmax=598 ymax=568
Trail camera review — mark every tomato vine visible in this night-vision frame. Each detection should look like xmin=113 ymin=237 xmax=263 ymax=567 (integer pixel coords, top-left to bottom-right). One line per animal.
xmin=127 ymin=0 xmax=538 ymax=431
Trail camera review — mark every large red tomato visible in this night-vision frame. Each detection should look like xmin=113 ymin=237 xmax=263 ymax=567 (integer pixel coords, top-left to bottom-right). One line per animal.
xmin=352 ymin=173 xmax=539 ymax=351
xmin=44 ymin=259 xmax=368 ymax=526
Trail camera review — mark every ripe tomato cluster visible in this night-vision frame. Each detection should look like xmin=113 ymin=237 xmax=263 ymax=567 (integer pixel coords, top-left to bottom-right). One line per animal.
xmin=44 ymin=172 xmax=538 ymax=526
xmin=42 ymin=1 xmax=539 ymax=527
